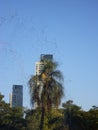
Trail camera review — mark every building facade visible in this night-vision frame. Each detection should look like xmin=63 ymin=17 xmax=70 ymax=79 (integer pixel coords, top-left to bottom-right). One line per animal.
xmin=10 ymin=85 xmax=23 ymax=108
xmin=35 ymin=62 xmax=44 ymax=76
xmin=35 ymin=54 xmax=53 ymax=75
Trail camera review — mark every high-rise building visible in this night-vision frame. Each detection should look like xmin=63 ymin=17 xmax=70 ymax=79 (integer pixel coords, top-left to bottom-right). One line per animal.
xmin=35 ymin=54 xmax=53 ymax=76
xmin=35 ymin=62 xmax=44 ymax=76
xmin=10 ymin=85 xmax=23 ymax=108
xmin=40 ymin=54 xmax=53 ymax=61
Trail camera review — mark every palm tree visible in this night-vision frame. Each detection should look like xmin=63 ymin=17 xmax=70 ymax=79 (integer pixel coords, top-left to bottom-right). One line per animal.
xmin=29 ymin=60 xmax=64 ymax=130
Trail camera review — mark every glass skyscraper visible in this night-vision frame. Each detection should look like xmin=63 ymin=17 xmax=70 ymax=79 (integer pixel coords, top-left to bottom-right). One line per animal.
xmin=10 ymin=85 xmax=23 ymax=108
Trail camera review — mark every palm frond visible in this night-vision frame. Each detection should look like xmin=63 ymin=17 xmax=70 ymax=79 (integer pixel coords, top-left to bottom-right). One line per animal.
xmin=51 ymin=70 xmax=64 ymax=82
xmin=28 ymin=59 xmax=64 ymax=110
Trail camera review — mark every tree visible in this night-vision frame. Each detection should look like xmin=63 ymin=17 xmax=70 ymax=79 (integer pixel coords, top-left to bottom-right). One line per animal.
xmin=48 ymin=109 xmax=68 ymax=130
xmin=0 ymin=93 xmax=11 ymax=129
xmin=62 ymin=100 xmax=86 ymax=130
xmin=0 ymin=93 xmax=26 ymax=130
xmin=25 ymin=109 xmax=41 ymax=130
xmin=28 ymin=59 xmax=64 ymax=130
xmin=85 ymin=108 xmax=98 ymax=130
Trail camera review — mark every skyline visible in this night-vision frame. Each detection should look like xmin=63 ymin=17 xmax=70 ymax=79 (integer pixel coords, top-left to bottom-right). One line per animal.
xmin=0 ymin=0 xmax=98 ymax=110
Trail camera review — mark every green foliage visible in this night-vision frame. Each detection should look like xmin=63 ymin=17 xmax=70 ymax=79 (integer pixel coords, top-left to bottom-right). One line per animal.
xmin=62 ymin=100 xmax=98 ymax=130
xmin=47 ymin=109 xmax=65 ymax=130
xmin=0 ymin=92 xmax=98 ymax=130
xmin=26 ymin=109 xmax=41 ymax=130
xmin=83 ymin=109 xmax=98 ymax=130
xmin=25 ymin=103 xmax=98 ymax=130
xmin=0 ymin=93 xmax=26 ymax=130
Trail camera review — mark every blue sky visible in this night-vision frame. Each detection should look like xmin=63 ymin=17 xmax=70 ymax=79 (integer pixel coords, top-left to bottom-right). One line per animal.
xmin=0 ymin=0 xmax=98 ymax=110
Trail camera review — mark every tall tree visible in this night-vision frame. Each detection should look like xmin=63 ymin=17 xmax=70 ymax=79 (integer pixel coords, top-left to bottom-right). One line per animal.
xmin=62 ymin=100 xmax=86 ymax=130
xmin=29 ymin=60 xmax=64 ymax=130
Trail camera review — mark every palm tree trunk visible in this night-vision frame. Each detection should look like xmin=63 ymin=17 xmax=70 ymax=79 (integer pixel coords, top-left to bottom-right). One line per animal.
xmin=40 ymin=106 xmax=45 ymax=130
